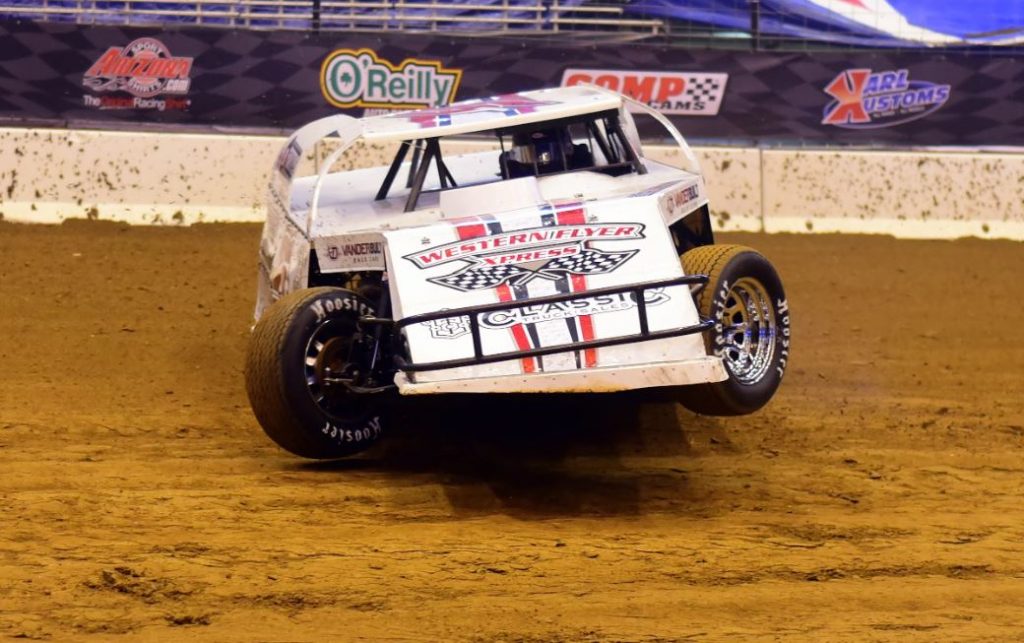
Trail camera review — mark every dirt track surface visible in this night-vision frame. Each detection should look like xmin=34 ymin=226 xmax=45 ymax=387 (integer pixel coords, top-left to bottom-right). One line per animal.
xmin=2 ymin=221 xmax=1023 ymax=641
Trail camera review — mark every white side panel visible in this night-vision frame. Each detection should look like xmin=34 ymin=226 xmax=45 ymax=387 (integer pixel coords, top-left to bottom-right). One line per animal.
xmin=384 ymin=195 xmax=708 ymax=385
xmin=255 ymin=115 xmax=362 ymax=320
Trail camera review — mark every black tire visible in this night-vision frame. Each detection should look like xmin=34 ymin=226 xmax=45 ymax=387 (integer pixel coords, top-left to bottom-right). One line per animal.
xmin=245 ymin=287 xmax=387 ymax=459
xmin=678 ymin=245 xmax=790 ymax=416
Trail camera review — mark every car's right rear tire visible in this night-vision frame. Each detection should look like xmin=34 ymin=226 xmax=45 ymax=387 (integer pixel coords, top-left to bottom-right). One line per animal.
xmin=678 ymin=244 xmax=790 ymax=416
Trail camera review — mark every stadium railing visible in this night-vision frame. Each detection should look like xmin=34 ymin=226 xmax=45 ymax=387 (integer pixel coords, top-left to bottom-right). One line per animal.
xmin=0 ymin=0 xmax=666 ymax=34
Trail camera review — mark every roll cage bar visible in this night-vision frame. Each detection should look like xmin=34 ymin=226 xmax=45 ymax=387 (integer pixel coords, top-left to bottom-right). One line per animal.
xmin=374 ymin=109 xmax=647 ymax=213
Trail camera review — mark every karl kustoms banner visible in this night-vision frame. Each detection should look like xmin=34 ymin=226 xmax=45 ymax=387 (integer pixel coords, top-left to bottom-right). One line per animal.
xmin=0 ymin=20 xmax=1021 ymax=145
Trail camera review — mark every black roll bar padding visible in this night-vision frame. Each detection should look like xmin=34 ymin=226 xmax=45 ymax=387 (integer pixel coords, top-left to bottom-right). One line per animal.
xmin=436 ymin=146 xmax=457 ymax=189
xmin=559 ymin=127 xmax=570 ymax=172
xmin=498 ymin=132 xmax=510 ymax=179
xmin=406 ymin=139 xmax=424 ymax=188
xmin=404 ymin=138 xmax=437 ymax=212
xmin=365 ymin=281 xmax=393 ymax=376
xmin=391 ymin=274 xmax=710 ymax=372
xmin=437 ymin=158 xmax=449 ymax=189
xmin=375 ymin=140 xmax=411 ymax=201
xmin=586 ymin=119 xmax=615 ymax=164
xmin=606 ymin=113 xmax=647 ymax=175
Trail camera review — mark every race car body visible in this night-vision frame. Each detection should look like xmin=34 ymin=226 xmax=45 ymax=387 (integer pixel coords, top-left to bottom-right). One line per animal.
xmin=246 ymin=86 xmax=791 ymax=458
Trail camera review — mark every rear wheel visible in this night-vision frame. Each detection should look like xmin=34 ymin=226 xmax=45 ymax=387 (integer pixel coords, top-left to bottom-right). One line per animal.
xmin=679 ymin=245 xmax=790 ymax=415
xmin=245 ymin=287 xmax=388 ymax=458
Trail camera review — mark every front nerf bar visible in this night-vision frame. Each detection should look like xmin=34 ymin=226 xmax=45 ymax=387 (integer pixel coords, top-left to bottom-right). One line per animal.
xmin=382 ymin=275 xmax=714 ymax=373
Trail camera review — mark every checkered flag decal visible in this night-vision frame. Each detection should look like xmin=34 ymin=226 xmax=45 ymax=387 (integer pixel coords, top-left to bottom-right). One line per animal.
xmin=542 ymin=248 xmax=637 ymax=275
xmin=429 ymin=263 xmax=528 ymax=291
xmin=685 ymin=76 xmax=721 ymax=99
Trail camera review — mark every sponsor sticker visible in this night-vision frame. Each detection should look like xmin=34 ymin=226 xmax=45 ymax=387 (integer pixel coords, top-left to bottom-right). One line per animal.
xmin=404 ymin=223 xmax=645 ymax=292
xmin=661 ymin=184 xmax=701 ymax=220
xmin=320 ymin=48 xmax=462 ymax=110
xmin=424 ymin=290 xmax=670 ymax=340
xmin=315 ymin=234 xmax=386 ymax=271
xmin=561 ymin=69 xmax=728 ymax=116
xmin=400 ymin=93 xmax=558 ymax=129
xmin=822 ymin=68 xmax=951 ymax=129
xmin=82 ymin=37 xmax=192 ymax=111
xmin=275 ymin=139 xmax=302 ymax=180
xmin=480 ymin=290 xmax=669 ymax=329
xmin=424 ymin=314 xmax=472 ymax=340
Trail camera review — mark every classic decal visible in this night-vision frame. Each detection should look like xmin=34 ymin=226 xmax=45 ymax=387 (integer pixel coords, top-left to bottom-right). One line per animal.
xmin=481 ymin=290 xmax=668 ymax=328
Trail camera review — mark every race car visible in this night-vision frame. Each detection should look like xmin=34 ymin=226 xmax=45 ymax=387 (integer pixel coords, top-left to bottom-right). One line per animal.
xmin=244 ymin=86 xmax=790 ymax=459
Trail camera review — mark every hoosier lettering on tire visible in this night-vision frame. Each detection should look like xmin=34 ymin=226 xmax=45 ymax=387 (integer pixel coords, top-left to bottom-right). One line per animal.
xmin=244 ymin=287 xmax=387 ymax=459
xmin=678 ymin=245 xmax=791 ymax=416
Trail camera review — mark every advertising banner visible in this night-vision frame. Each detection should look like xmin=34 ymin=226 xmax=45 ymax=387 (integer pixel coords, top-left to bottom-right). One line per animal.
xmin=0 ymin=20 xmax=1020 ymax=145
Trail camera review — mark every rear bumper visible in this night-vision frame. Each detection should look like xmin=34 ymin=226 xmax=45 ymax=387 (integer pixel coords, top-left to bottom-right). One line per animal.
xmin=394 ymin=355 xmax=727 ymax=394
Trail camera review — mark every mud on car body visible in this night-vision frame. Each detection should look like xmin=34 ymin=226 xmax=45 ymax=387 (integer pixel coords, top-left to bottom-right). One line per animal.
xmin=245 ymin=86 xmax=790 ymax=459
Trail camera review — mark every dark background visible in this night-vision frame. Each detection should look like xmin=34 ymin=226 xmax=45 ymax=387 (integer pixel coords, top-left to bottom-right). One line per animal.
xmin=1 ymin=20 xmax=1021 ymax=145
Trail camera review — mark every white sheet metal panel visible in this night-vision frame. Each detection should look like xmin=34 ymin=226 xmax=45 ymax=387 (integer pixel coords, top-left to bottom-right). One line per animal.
xmin=394 ymin=356 xmax=727 ymax=394
xmin=384 ymin=193 xmax=709 ymax=385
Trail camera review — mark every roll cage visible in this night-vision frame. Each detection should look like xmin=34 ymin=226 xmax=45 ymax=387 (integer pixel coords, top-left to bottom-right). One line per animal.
xmin=374 ymin=109 xmax=648 ymax=213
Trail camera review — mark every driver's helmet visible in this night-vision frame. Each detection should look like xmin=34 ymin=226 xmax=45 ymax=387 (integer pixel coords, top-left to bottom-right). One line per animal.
xmin=509 ymin=128 xmax=573 ymax=173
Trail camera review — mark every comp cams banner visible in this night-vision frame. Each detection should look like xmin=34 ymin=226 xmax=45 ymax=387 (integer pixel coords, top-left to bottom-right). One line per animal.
xmin=0 ymin=20 xmax=1020 ymax=145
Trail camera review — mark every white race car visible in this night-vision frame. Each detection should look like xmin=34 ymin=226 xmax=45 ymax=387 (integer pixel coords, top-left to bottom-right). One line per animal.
xmin=245 ymin=86 xmax=790 ymax=459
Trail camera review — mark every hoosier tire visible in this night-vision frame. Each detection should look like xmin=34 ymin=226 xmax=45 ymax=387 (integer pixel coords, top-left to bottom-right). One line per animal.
xmin=245 ymin=287 xmax=386 ymax=459
xmin=679 ymin=245 xmax=790 ymax=416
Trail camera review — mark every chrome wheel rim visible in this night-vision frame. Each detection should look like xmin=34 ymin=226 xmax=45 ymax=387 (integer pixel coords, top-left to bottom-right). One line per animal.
xmin=718 ymin=277 xmax=777 ymax=385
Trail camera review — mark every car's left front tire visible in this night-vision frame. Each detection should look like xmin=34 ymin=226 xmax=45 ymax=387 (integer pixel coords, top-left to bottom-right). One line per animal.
xmin=245 ymin=287 xmax=388 ymax=459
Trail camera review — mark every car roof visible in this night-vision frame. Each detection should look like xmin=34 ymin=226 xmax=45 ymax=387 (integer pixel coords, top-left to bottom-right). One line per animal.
xmin=360 ymin=86 xmax=623 ymax=142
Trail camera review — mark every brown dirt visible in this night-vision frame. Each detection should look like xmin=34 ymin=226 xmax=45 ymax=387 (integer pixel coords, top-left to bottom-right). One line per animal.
xmin=1 ymin=220 xmax=1023 ymax=641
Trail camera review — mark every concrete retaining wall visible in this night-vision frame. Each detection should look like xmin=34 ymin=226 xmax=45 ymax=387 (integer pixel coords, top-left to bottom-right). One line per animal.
xmin=1 ymin=127 xmax=1021 ymax=239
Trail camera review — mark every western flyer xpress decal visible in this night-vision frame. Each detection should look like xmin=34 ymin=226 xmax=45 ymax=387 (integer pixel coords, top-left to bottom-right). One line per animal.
xmin=82 ymin=37 xmax=192 ymax=111
xmin=404 ymin=223 xmax=645 ymax=292
xmin=410 ymin=207 xmax=640 ymax=372
xmin=320 ymin=48 xmax=462 ymax=110
xmin=822 ymin=68 xmax=951 ymax=128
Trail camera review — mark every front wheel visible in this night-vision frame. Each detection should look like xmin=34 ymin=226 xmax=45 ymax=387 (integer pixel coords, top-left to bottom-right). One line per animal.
xmin=679 ymin=245 xmax=790 ymax=416
xmin=244 ymin=287 xmax=388 ymax=458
